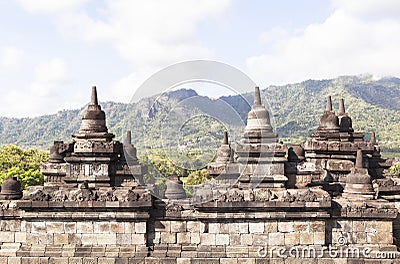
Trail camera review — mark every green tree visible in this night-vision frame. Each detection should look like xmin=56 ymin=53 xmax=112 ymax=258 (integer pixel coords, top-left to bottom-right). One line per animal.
xmin=389 ymin=161 xmax=400 ymax=177
xmin=185 ymin=169 xmax=212 ymax=186
xmin=0 ymin=145 xmax=49 ymax=190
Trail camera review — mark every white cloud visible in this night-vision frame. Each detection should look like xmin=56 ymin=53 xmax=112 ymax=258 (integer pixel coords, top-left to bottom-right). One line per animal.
xmin=247 ymin=0 xmax=400 ymax=85
xmin=57 ymin=0 xmax=231 ymax=67
xmin=17 ymin=0 xmax=89 ymax=14
xmin=31 ymin=58 xmax=68 ymax=96
xmin=0 ymin=46 xmax=24 ymax=69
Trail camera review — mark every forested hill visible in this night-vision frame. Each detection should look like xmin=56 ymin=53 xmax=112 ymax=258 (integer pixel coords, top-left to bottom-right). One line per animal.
xmin=1 ymin=75 xmax=400 ymax=156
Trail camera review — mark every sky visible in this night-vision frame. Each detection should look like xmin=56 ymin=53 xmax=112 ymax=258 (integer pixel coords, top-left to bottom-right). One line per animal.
xmin=0 ymin=0 xmax=399 ymax=117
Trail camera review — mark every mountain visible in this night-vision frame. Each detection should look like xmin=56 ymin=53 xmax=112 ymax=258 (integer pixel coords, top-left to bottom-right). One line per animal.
xmin=1 ymin=75 xmax=400 ymax=157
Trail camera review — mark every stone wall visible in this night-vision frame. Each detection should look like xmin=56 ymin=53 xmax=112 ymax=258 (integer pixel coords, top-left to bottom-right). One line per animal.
xmin=0 ymin=206 xmax=399 ymax=263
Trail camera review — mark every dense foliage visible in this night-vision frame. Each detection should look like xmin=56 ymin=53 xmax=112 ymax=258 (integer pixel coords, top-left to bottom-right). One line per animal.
xmin=389 ymin=161 xmax=400 ymax=177
xmin=0 ymin=145 xmax=49 ymax=190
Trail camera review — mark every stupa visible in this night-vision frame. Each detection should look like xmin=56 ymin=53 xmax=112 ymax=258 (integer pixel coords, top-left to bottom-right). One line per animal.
xmin=41 ymin=86 xmax=146 ymax=188
xmin=303 ymin=96 xmax=389 ymax=194
xmin=235 ymin=86 xmax=287 ymax=188
xmin=342 ymin=149 xmax=375 ymax=200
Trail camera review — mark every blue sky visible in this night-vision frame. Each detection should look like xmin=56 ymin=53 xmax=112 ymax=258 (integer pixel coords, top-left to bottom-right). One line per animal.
xmin=0 ymin=0 xmax=399 ymax=117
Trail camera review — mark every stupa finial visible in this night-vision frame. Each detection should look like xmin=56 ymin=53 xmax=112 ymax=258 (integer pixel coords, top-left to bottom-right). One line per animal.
xmin=371 ymin=132 xmax=376 ymax=144
xmin=338 ymin=98 xmax=345 ymax=115
xmin=326 ymin=96 xmax=332 ymax=111
xmin=125 ymin=131 xmax=132 ymax=145
xmin=223 ymin=131 xmax=228 ymax=145
xmin=254 ymin=86 xmax=261 ymax=106
xmin=355 ymin=149 xmax=363 ymax=168
xmin=91 ymin=86 xmax=98 ymax=105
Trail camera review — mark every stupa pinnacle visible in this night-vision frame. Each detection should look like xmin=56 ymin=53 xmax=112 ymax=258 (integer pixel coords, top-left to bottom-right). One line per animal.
xmin=244 ymin=87 xmax=274 ymax=135
xmin=78 ymin=86 xmax=109 ymax=135
xmin=318 ymin=96 xmax=340 ymax=131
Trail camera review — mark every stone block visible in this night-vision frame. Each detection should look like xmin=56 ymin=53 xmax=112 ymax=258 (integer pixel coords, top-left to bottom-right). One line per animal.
xmin=240 ymin=234 xmax=253 ymax=245
xmin=64 ymin=223 xmax=77 ymax=234
xmin=191 ymin=233 xmax=200 ymax=244
xmin=53 ymin=234 xmax=69 ymax=245
xmin=117 ymin=234 xmax=132 ymax=245
xmin=38 ymin=233 xmax=53 ymax=244
xmin=200 ymin=234 xmax=216 ymax=245
xmin=220 ymin=258 xmax=238 ymax=264
xmin=68 ymin=234 xmax=82 ymax=245
xmin=284 ymin=232 xmax=299 ymax=245
xmin=249 ymin=223 xmax=264 ymax=234
xmin=336 ymin=220 xmax=352 ymax=232
xmin=268 ymin=233 xmax=284 ymax=246
xmin=309 ymin=221 xmax=325 ymax=232
xmin=15 ymin=232 xmax=26 ymax=243
xmin=81 ymin=234 xmax=98 ymax=245
xmin=352 ymin=220 xmax=365 ymax=232
xmin=135 ymin=222 xmax=147 ymax=234
xmin=7 ymin=257 xmax=21 ymax=264
xmin=0 ymin=231 xmax=14 ymax=243
xmin=228 ymin=223 xmax=239 ymax=233
xmin=46 ymin=222 xmax=64 ymax=234
xmin=177 ymin=232 xmax=191 ymax=244
xmin=32 ymin=222 xmax=46 ymax=233
xmin=229 ymin=234 xmax=241 ymax=245
xmin=94 ymin=222 xmax=110 ymax=234
xmin=352 ymin=232 xmax=366 ymax=244
xmin=176 ymin=258 xmax=191 ymax=264
xmin=98 ymin=258 xmax=115 ymax=264
xmin=77 ymin=222 xmax=94 ymax=234
xmin=97 ymin=234 xmax=117 ymax=245
xmin=215 ymin=234 xmax=229 ymax=245
xmin=110 ymin=222 xmax=124 ymax=234
xmin=264 ymin=221 xmax=277 ymax=233
xmin=208 ymin=223 xmax=220 ymax=234
xmin=278 ymin=222 xmax=294 ymax=233
xmin=299 ymin=232 xmax=314 ymax=245
xmin=160 ymin=233 xmax=176 ymax=244
xmin=48 ymin=257 xmax=69 ymax=264
xmin=26 ymin=233 xmax=39 ymax=244
xmin=124 ymin=222 xmax=135 ymax=233
xmin=237 ymin=259 xmax=256 ymax=264
xmin=252 ymin=234 xmax=269 ymax=246
xmin=170 ymin=221 xmax=186 ymax=233
xmin=186 ymin=221 xmax=200 ymax=233
xmin=376 ymin=221 xmax=392 ymax=232
xmin=238 ymin=223 xmax=248 ymax=234
xmin=314 ymin=232 xmax=325 ymax=245
xmin=294 ymin=221 xmax=309 ymax=232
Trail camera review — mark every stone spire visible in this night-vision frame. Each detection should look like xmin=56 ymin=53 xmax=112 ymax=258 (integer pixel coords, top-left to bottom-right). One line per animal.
xmin=326 ymin=96 xmax=333 ymax=111
xmin=91 ymin=86 xmax=98 ymax=105
xmin=338 ymin=98 xmax=345 ymax=115
xmin=355 ymin=149 xmax=363 ymax=168
xmin=254 ymin=86 xmax=262 ymax=106
xmin=123 ymin=130 xmax=138 ymax=165
xmin=318 ymin=96 xmax=340 ymax=131
xmin=78 ymin=86 xmax=108 ymax=134
xmin=370 ymin=132 xmax=376 ymax=144
xmin=125 ymin=130 xmax=132 ymax=145
xmin=223 ymin=131 xmax=228 ymax=144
